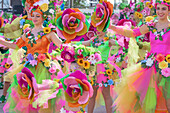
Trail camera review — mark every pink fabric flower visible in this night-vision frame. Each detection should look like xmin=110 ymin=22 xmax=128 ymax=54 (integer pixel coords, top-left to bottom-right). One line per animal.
xmin=77 ymin=49 xmax=83 ymax=55
xmin=29 ymin=60 xmax=38 ymax=66
xmin=61 ymin=46 xmax=75 ymax=62
xmin=62 ymin=70 xmax=93 ymax=108
xmin=49 ymin=66 xmax=57 ymax=74
xmin=38 ymin=54 xmax=46 ymax=61
xmin=161 ymin=68 xmax=170 ymax=77
xmin=17 ymin=67 xmax=39 ymax=101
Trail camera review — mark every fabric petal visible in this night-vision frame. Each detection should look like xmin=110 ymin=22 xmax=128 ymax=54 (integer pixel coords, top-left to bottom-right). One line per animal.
xmin=62 ymin=31 xmax=77 ymax=41
xmin=76 ymin=23 xmax=87 ymax=36
xmin=75 ymin=79 xmax=89 ymax=91
xmin=56 ymin=27 xmax=65 ymax=39
xmin=78 ymin=91 xmax=89 ymax=104
xmin=62 ymin=14 xmax=69 ymax=27
xmin=69 ymin=70 xmax=87 ymax=80
xmin=69 ymin=12 xmax=82 ymax=21
xmin=32 ymin=77 xmax=39 ymax=93
xmin=75 ymin=21 xmax=83 ymax=32
xmin=76 ymin=12 xmax=86 ymax=22
xmin=82 ymin=80 xmax=93 ymax=97
xmin=63 ymin=26 xmax=75 ymax=34
xmin=64 ymin=76 xmax=77 ymax=86
xmin=62 ymin=8 xmax=74 ymax=18
xmin=66 ymin=86 xmax=73 ymax=97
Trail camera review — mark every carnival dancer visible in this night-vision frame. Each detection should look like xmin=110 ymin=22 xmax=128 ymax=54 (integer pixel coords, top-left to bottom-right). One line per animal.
xmin=71 ymin=1 xmax=121 ymax=113
xmin=109 ymin=0 xmax=170 ymax=112
xmin=0 ymin=0 xmax=64 ymax=112
xmin=0 ymin=0 xmax=33 ymax=104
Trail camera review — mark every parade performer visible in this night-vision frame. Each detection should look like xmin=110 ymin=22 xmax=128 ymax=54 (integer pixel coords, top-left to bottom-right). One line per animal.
xmin=0 ymin=0 xmax=65 ymax=112
xmin=109 ymin=0 xmax=170 ymax=112
xmin=0 ymin=0 xmax=33 ymax=104
xmin=71 ymin=1 xmax=121 ymax=113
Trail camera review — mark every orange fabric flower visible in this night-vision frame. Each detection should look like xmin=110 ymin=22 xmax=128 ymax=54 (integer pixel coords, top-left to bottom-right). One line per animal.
xmin=91 ymin=1 xmax=113 ymax=32
xmin=156 ymin=54 xmax=165 ymax=62
xmin=56 ymin=8 xmax=89 ymax=43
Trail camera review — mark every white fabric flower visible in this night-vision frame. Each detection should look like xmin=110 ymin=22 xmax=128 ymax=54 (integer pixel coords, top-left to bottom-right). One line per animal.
xmin=161 ymin=31 xmax=164 ymax=36
xmin=116 ymin=57 xmax=121 ymax=63
xmin=49 ymin=9 xmax=54 ymax=14
xmin=60 ymin=108 xmax=66 ymax=113
xmin=99 ymin=83 xmax=103 ymax=87
xmin=146 ymin=58 xmax=154 ymax=67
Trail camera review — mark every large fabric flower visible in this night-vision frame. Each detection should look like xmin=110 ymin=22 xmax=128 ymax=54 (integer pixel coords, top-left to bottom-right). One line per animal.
xmin=91 ymin=1 xmax=113 ymax=32
xmin=17 ymin=67 xmax=39 ymax=103
xmin=61 ymin=46 xmax=75 ymax=62
xmin=56 ymin=8 xmax=90 ymax=43
xmin=61 ymin=70 xmax=93 ymax=109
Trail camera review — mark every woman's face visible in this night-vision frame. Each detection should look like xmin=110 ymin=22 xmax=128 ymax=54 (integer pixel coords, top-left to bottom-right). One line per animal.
xmin=25 ymin=2 xmax=30 ymax=12
xmin=31 ymin=12 xmax=43 ymax=25
xmin=156 ymin=4 xmax=169 ymax=20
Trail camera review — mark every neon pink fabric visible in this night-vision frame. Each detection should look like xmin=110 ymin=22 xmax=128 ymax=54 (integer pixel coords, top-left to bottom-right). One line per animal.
xmin=150 ymin=31 xmax=170 ymax=55
xmin=133 ymin=28 xmax=142 ymax=37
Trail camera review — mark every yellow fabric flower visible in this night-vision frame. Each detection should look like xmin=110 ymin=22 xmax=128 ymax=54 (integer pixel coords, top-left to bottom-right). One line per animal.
xmin=166 ymin=55 xmax=170 ymax=63
xmin=135 ymin=12 xmax=139 ymax=16
xmin=165 ymin=0 xmax=170 ymax=3
xmin=83 ymin=61 xmax=90 ymax=69
xmin=106 ymin=69 xmax=112 ymax=76
xmin=91 ymin=80 xmax=94 ymax=86
xmin=37 ymin=35 xmax=41 ymax=38
xmin=145 ymin=16 xmax=154 ymax=22
xmin=22 ymin=15 xmax=27 ymax=19
xmin=146 ymin=2 xmax=150 ymax=5
xmin=77 ymin=58 xmax=84 ymax=66
xmin=40 ymin=3 xmax=48 ymax=12
xmin=104 ymin=37 xmax=109 ymax=41
xmin=159 ymin=61 xmax=168 ymax=69
xmin=153 ymin=29 xmax=157 ymax=32
xmin=5 ymin=63 xmax=10 ymax=69
xmin=44 ymin=59 xmax=51 ymax=67
xmin=138 ymin=13 xmax=143 ymax=19
xmin=43 ymin=27 xmax=51 ymax=34
xmin=23 ymin=24 xmax=30 ymax=30
xmin=148 ymin=4 xmax=153 ymax=9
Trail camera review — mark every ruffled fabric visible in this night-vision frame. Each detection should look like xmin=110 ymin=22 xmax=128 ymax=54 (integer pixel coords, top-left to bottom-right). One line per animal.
xmin=114 ymin=63 xmax=168 ymax=112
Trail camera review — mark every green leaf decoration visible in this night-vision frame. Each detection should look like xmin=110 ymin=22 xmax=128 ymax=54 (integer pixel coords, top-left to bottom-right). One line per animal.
xmin=57 ymin=16 xmax=64 ymax=30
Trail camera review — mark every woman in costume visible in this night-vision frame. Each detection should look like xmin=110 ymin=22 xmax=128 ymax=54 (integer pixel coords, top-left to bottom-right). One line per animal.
xmin=0 ymin=0 xmax=64 ymax=112
xmin=71 ymin=1 xmax=120 ymax=113
xmin=0 ymin=0 xmax=33 ymax=103
xmin=109 ymin=1 xmax=170 ymax=112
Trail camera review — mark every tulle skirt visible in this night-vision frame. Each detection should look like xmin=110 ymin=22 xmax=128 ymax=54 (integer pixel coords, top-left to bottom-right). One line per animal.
xmin=114 ymin=63 xmax=169 ymax=113
xmin=3 ymin=62 xmax=65 ymax=113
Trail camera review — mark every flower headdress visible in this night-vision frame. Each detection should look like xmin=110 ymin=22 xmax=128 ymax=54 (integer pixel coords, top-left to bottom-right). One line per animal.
xmin=154 ymin=0 xmax=170 ymax=9
xmin=29 ymin=0 xmax=49 ymax=18
xmin=26 ymin=0 xmax=40 ymax=6
xmin=91 ymin=0 xmax=113 ymax=32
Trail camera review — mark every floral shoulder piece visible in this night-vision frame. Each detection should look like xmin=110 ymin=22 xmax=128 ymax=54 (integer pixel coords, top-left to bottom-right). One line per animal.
xmin=144 ymin=16 xmax=170 ymax=41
